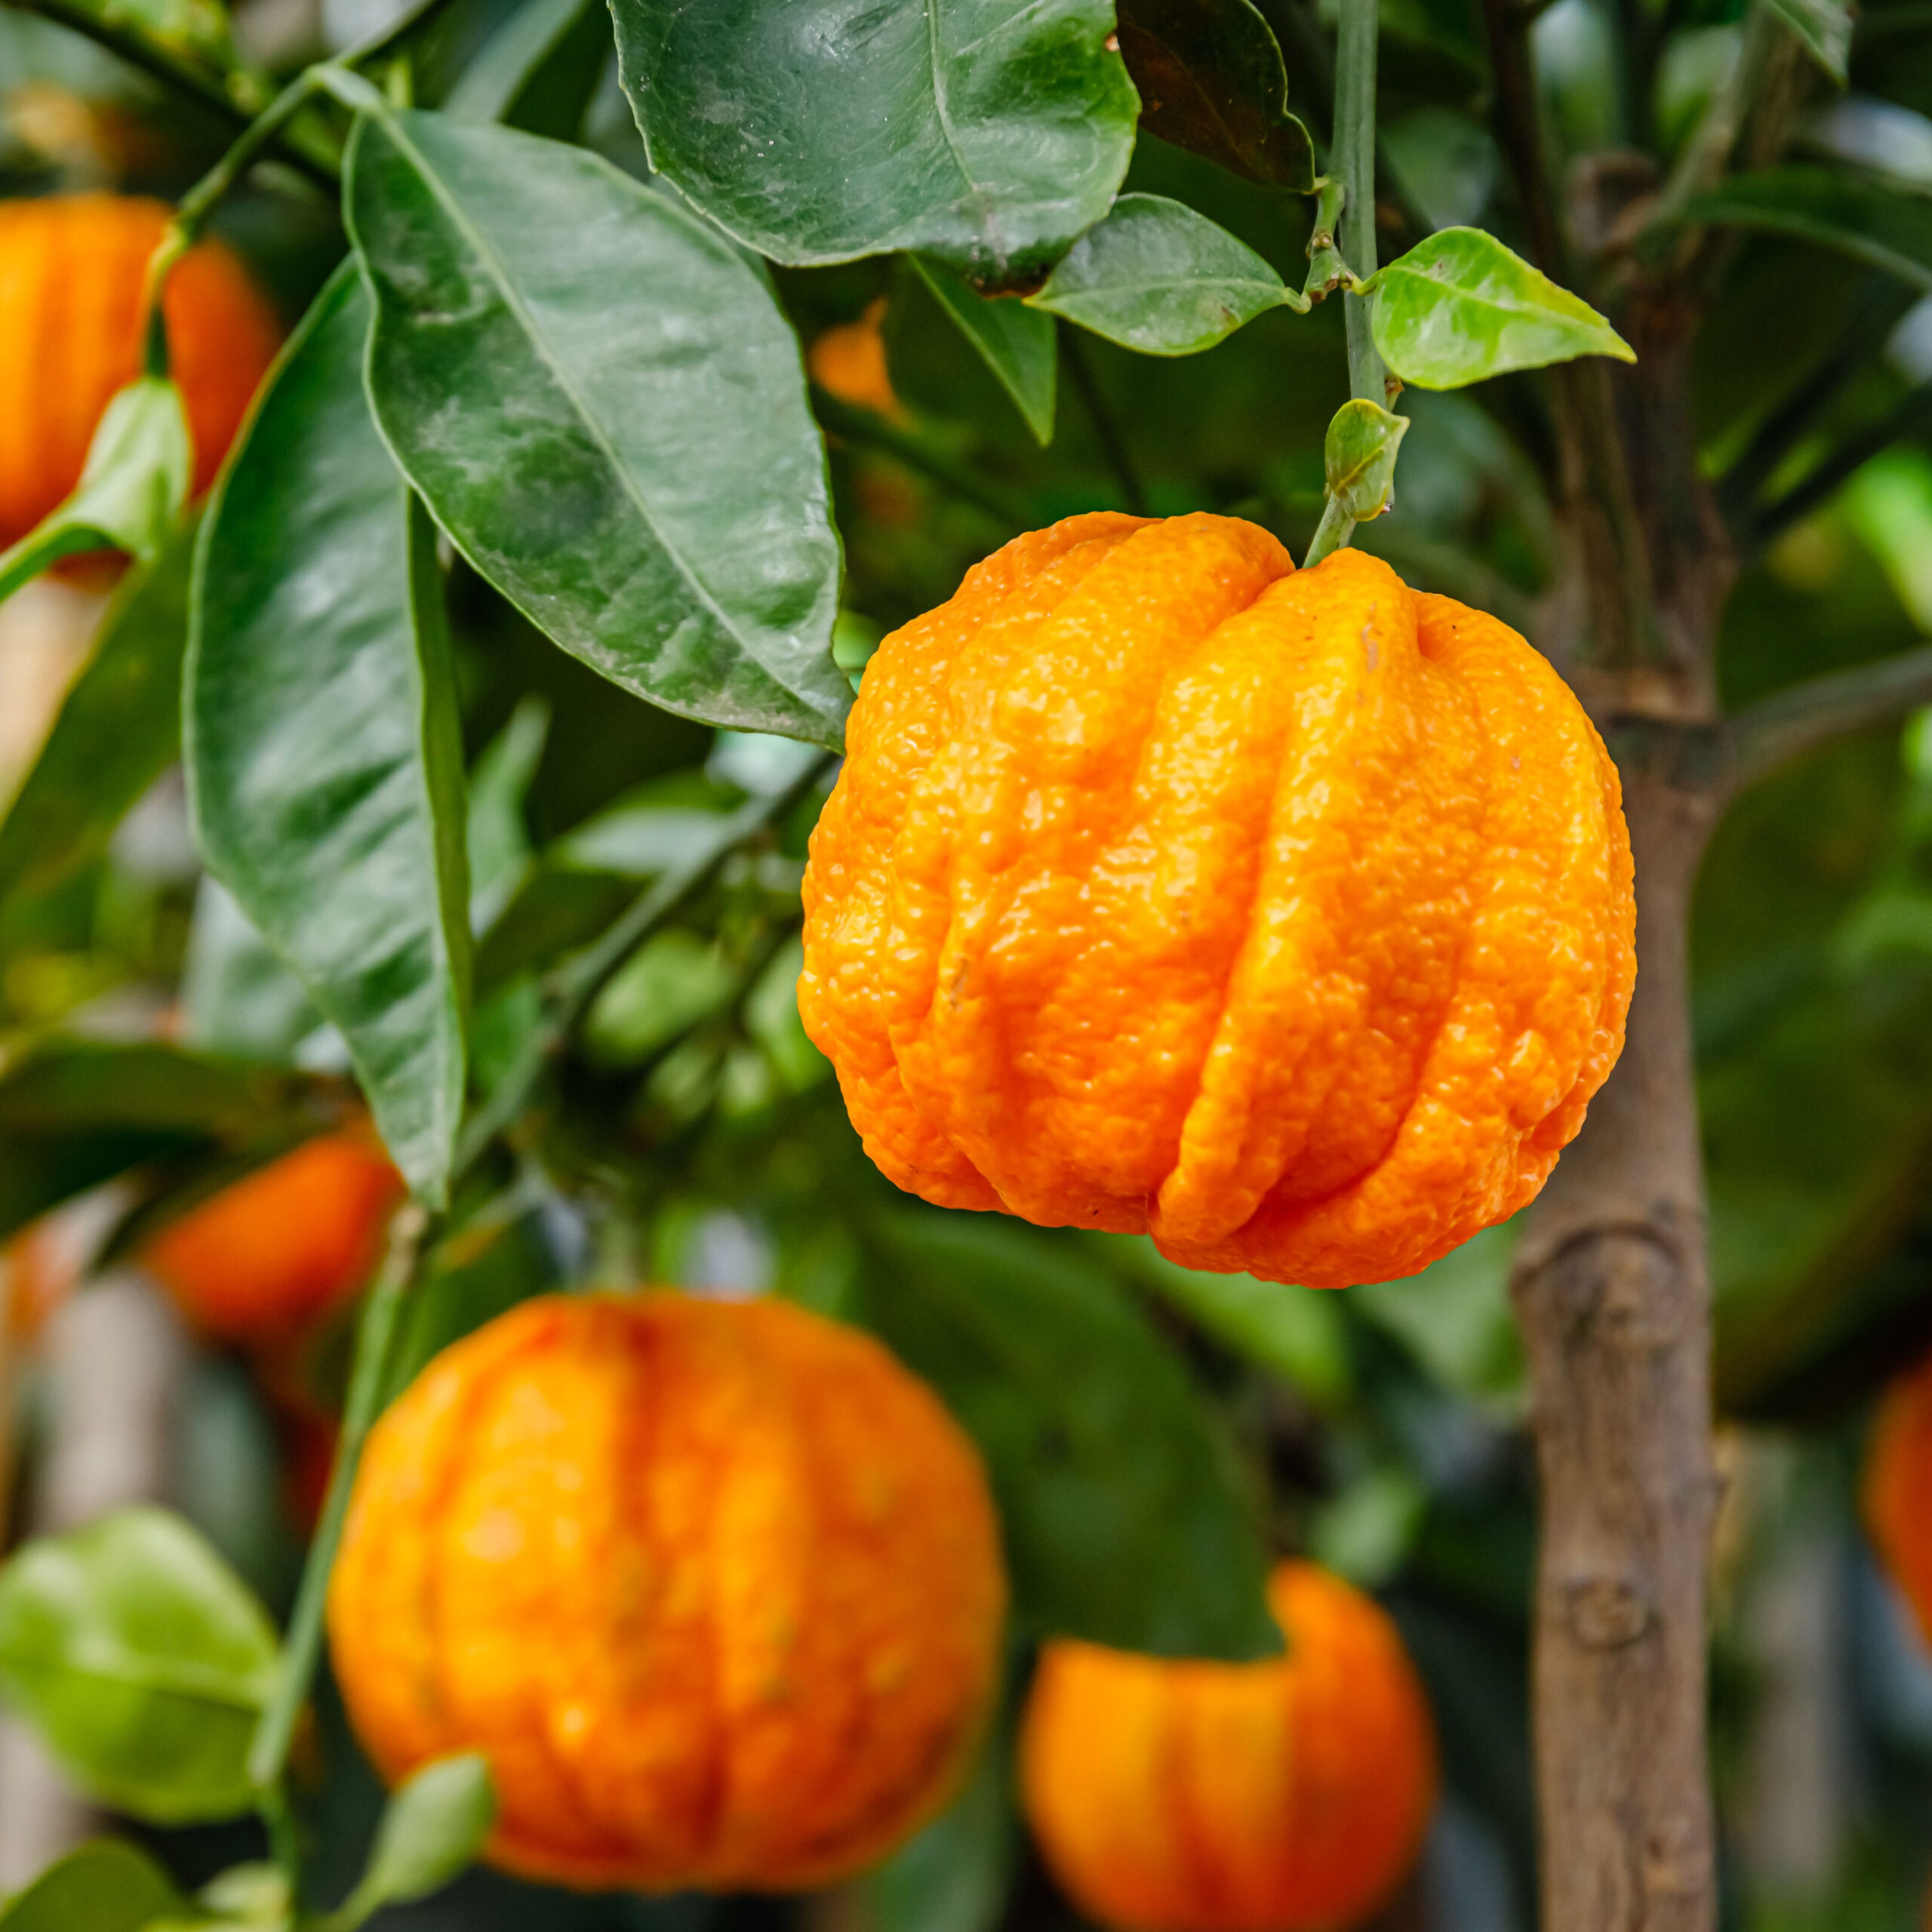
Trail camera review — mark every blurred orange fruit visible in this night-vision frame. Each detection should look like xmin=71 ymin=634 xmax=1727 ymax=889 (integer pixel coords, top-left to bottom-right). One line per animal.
xmin=1865 ymin=1346 xmax=1932 ymax=1651
xmin=328 ymin=1291 xmax=1007 ymax=1892
xmin=1020 ymin=1561 xmax=1437 ymax=1932
xmin=143 ymin=1134 xmax=402 ymax=1344
xmin=0 ymin=193 xmax=282 ymax=546
xmin=800 ymin=513 xmax=1635 ymax=1288
xmin=808 ymin=296 xmax=901 ymax=418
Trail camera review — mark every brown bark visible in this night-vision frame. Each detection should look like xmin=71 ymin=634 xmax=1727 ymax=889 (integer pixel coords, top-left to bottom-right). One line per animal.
xmin=1510 ymin=758 xmax=1722 ymax=1931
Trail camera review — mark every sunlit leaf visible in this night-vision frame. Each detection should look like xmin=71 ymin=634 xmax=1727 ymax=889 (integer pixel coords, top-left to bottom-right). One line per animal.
xmin=1028 ymin=194 xmax=1298 ymax=355
xmin=189 ymin=264 xmax=471 ymax=1207
xmin=345 ymin=109 xmax=849 ymax=748
xmin=912 ymin=257 xmax=1057 ymax=444
xmin=1115 ymin=0 xmax=1315 ymax=189
xmin=608 ymin=0 xmax=1139 ymax=286
xmin=1324 ymin=397 xmax=1409 ymax=519
xmin=861 ymin=1213 xmax=1279 ymax=1660
xmin=1366 ymin=226 xmax=1634 ymax=388
xmin=0 ymin=1840 xmax=182 ymax=1932
xmin=1684 ymin=166 xmax=1932 ymax=291
xmin=0 ymin=1507 xmax=279 ymax=1824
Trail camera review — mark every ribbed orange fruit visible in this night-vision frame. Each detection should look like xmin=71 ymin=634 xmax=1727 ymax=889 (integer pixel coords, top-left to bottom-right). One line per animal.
xmin=800 ymin=512 xmax=1635 ymax=1288
xmin=1865 ymin=1346 xmax=1932 ymax=1651
xmin=1020 ymin=1561 xmax=1437 ymax=1932
xmin=143 ymin=1134 xmax=401 ymax=1343
xmin=328 ymin=1292 xmax=1007 ymax=1893
xmin=0 ymin=194 xmax=281 ymax=546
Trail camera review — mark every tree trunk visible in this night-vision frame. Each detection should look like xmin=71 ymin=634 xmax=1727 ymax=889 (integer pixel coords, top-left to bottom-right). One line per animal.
xmin=1509 ymin=753 xmax=1721 ymax=1932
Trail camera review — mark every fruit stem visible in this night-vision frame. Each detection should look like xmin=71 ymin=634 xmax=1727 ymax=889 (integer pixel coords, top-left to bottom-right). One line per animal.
xmin=1302 ymin=492 xmax=1354 ymax=567
xmin=248 ymin=1202 xmax=430 ymax=1841
xmin=1333 ymin=0 xmax=1386 ymax=407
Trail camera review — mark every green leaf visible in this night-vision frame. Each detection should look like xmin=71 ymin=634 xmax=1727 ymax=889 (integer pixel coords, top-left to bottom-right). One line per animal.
xmin=608 ymin=0 xmax=1140 ymax=287
xmin=0 ymin=1507 xmax=279 ymax=1824
xmin=443 ymin=0 xmax=612 ymax=136
xmin=0 ymin=380 xmax=191 ymax=605
xmin=860 ymin=1214 xmax=1278 ymax=1661
xmin=1027 ymin=194 xmax=1299 ymax=355
xmin=1366 ymin=226 xmax=1634 ymax=388
xmin=177 ymin=879 xmax=319 ymax=1063
xmin=189 ymin=263 xmax=472 ymax=1208
xmin=344 ymin=109 xmax=849 ymax=749
xmin=863 ymin=1735 xmax=1013 ymax=1932
xmin=67 ymin=0 xmax=239 ymax=71
xmin=1683 ymin=167 xmax=1932 ymax=292
xmin=1324 ymin=397 xmax=1409 ymax=520
xmin=911 ymin=257 xmax=1057 ymax=444
xmin=1764 ymin=0 xmax=1851 ymax=82
xmin=1115 ymin=0 xmax=1315 ymax=189
xmin=466 ymin=697 xmax=549 ymax=933
xmin=0 ymin=515 xmax=194 ymax=917
xmin=337 ymin=1755 xmax=494 ymax=1922
xmin=0 ymin=1840 xmax=182 ymax=1932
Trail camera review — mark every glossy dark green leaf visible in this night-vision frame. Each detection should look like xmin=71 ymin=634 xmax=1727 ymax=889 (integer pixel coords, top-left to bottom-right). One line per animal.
xmin=0 ymin=515 xmax=194 ymax=916
xmin=609 ymin=0 xmax=1140 ymax=287
xmin=1366 ymin=226 xmax=1634 ymax=388
xmin=1684 ymin=167 xmax=1932 ymax=291
xmin=1764 ymin=0 xmax=1851 ymax=81
xmin=340 ymin=1754 xmax=495 ymax=1919
xmin=177 ymin=878 xmax=319 ymax=1061
xmin=0 ymin=1507 xmax=279 ymax=1824
xmin=443 ymin=0 xmax=612 ymax=136
xmin=911 ymin=257 xmax=1057 ymax=444
xmin=0 ymin=380 xmax=191 ymax=605
xmin=1115 ymin=0 xmax=1315 ymax=189
xmin=344 ymin=109 xmax=849 ymax=749
xmin=1027 ymin=194 xmax=1299 ymax=354
xmin=0 ymin=1840 xmax=183 ymax=1932
xmin=1325 ymin=396 xmax=1409 ymax=518
xmin=189 ymin=263 xmax=471 ymax=1208
xmin=860 ymin=1214 xmax=1278 ymax=1660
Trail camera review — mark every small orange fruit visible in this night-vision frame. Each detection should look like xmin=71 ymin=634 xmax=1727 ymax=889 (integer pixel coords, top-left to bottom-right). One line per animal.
xmin=1020 ymin=1561 xmax=1437 ymax=1932
xmin=328 ymin=1292 xmax=1007 ymax=1893
xmin=1864 ymin=1346 xmax=1932 ymax=1651
xmin=800 ymin=513 xmax=1635 ymax=1288
xmin=143 ymin=1134 xmax=402 ymax=1344
xmin=808 ymin=296 xmax=902 ymax=418
xmin=0 ymin=194 xmax=282 ymax=546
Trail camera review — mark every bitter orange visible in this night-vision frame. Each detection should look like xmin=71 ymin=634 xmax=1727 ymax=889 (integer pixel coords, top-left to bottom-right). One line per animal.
xmin=801 ymin=513 xmax=1635 ymax=1288
xmin=1865 ymin=1346 xmax=1932 ymax=1651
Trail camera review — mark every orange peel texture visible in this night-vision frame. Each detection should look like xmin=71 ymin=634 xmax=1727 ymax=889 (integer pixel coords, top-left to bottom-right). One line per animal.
xmin=328 ymin=1292 xmax=1008 ymax=1894
xmin=0 ymin=193 xmax=282 ymax=547
xmin=800 ymin=512 xmax=1635 ymax=1287
xmin=1865 ymin=1346 xmax=1932 ymax=1651
xmin=1020 ymin=1560 xmax=1438 ymax=1932
xmin=143 ymin=1134 xmax=402 ymax=1344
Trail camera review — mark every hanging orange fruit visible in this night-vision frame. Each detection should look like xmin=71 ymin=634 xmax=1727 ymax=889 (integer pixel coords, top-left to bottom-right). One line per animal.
xmin=1864 ymin=1346 xmax=1932 ymax=1649
xmin=800 ymin=513 xmax=1635 ymax=1289
xmin=328 ymin=1292 xmax=1007 ymax=1893
xmin=143 ymin=1134 xmax=402 ymax=1344
xmin=1020 ymin=1560 xmax=1437 ymax=1932
xmin=0 ymin=193 xmax=282 ymax=546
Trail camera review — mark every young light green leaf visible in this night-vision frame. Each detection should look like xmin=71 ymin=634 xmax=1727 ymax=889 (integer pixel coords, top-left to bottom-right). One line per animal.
xmin=1367 ymin=226 xmax=1634 ymax=388
xmin=860 ymin=1213 xmax=1279 ymax=1661
xmin=0 ymin=513 xmax=194 ymax=917
xmin=608 ymin=0 xmax=1139 ymax=287
xmin=0 ymin=1840 xmax=183 ymax=1932
xmin=443 ymin=0 xmax=611 ymax=135
xmin=0 ymin=1507 xmax=279 ymax=1824
xmin=911 ymin=256 xmax=1057 ymax=444
xmin=335 ymin=1754 xmax=495 ymax=1924
xmin=1115 ymin=0 xmax=1315 ymax=189
xmin=189 ymin=263 xmax=471 ymax=1206
xmin=1763 ymin=0 xmax=1851 ymax=81
xmin=1325 ymin=397 xmax=1409 ymax=519
xmin=343 ymin=109 xmax=849 ymax=750
xmin=1682 ymin=167 xmax=1932 ymax=291
xmin=1028 ymin=194 xmax=1300 ymax=355
xmin=0 ymin=379 xmax=191 ymax=604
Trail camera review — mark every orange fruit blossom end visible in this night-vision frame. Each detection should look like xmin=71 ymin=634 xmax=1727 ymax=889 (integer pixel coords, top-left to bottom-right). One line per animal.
xmin=328 ymin=1291 xmax=1008 ymax=1894
xmin=0 ymin=193 xmax=283 ymax=547
xmin=1864 ymin=1344 xmax=1932 ymax=1651
xmin=143 ymin=1133 xmax=404 ymax=1345
xmin=1020 ymin=1560 xmax=1438 ymax=1932
xmin=800 ymin=512 xmax=1636 ymax=1289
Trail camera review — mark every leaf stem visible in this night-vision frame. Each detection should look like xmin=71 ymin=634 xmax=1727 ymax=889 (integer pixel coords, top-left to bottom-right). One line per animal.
xmin=1334 ymin=0 xmax=1386 ymax=405
xmin=1302 ymin=494 xmax=1355 ymax=566
xmin=248 ymin=1203 xmax=430 ymax=1800
xmin=1060 ymin=327 xmax=1151 ymax=516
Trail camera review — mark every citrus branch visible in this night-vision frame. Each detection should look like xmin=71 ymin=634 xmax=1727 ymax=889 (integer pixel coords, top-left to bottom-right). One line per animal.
xmin=1333 ymin=0 xmax=1385 ymax=408
xmin=1727 ymin=645 xmax=1932 ymax=789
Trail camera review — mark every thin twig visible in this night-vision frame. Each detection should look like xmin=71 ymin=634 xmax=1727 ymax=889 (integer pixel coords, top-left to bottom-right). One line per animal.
xmin=1749 ymin=377 xmax=1932 ymax=551
xmin=1727 ymin=645 xmax=1932 ymax=788
xmin=810 ymin=386 xmax=1031 ymax=528
xmin=1059 ymin=328 xmax=1151 ymax=515
xmin=1333 ymin=0 xmax=1385 ymax=404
